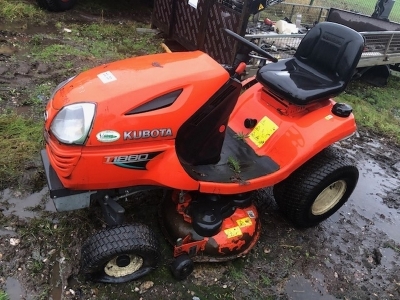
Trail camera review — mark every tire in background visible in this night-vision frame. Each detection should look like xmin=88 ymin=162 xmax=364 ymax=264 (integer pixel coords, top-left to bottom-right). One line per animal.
xmin=36 ymin=0 xmax=77 ymax=12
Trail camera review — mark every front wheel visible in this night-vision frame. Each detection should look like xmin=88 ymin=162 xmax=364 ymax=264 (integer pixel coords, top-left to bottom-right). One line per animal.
xmin=273 ymin=147 xmax=359 ymax=228
xmin=170 ymin=254 xmax=194 ymax=280
xmin=81 ymin=224 xmax=160 ymax=283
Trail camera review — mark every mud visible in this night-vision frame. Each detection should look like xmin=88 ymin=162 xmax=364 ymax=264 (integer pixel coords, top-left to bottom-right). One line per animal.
xmin=1 ymin=2 xmax=400 ymax=300
xmin=2 ymin=138 xmax=398 ymax=300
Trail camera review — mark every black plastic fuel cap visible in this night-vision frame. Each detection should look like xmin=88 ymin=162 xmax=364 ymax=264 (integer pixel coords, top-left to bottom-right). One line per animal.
xmin=332 ymin=103 xmax=353 ymax=118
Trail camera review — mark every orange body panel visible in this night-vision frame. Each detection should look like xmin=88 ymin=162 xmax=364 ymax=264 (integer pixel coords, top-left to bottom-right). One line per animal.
xmin=44 ymin=51 xmax=357 ymax=194
xmin=44 ymin=51 xmax=228 ymax=190
xmin=198 ymin=82 xmax=356 ymax=194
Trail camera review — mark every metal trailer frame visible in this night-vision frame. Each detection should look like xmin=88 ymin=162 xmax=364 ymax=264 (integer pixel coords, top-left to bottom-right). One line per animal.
xmin=245 ymin=7 xmax=400 ymax=71
xmin=245 ymin=30 xmax=400 ymax=68
xmin=327 ymin=7 xmax=400 ymax=32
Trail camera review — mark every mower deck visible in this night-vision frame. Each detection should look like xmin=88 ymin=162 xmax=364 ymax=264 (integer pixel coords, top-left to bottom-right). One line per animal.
xmin=159 ymin=190 xmax=261 ymax=263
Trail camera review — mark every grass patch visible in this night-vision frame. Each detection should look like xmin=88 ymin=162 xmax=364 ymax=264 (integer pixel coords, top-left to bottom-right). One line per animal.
xmin=267 ymin=0 xmax=400 ymax=23
xmin=234 ymin=132 xmax=248 ymax=142
xmin=227 ymin=259 xmax=246 ymax=280
xmin=27 ymin=22 xmax=162 ymax=64
xmin=28 ymin=258 xmax=45 ymax=274
xmin=225 ymin=260 xmax=276 ymax=299
xmin=73 ymin=22 xmax=137 ymax=39
xmin=19 ymin=218 xmax=57 ymax=238
xmin=0 ymin=112 xmax=43 ymax=190
xmin=0 ymin=291 xmax=8 ymax=300
xmin=337 ymin=75 xmax=400 ymax=143
xmin=71 ymin=22 xmax=162 ymax=56
xmin=228 ymin=156 xmax=241 ymax=174
xmin=288 ymin=0 xmax=375 ymax=14
xmin=23 ymin=82 xmax=54 ymax=106
xmin=383 ymin=241 xmax=400 ymax=252
xmin=0 ymin=0 xmax=45 ymax=22
xmin=31 ymin=43 xmax=88 ymax=62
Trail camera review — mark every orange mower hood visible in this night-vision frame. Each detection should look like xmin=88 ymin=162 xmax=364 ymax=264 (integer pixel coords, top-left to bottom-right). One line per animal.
xmin=50 ymin=51 xmax=229 ymax=111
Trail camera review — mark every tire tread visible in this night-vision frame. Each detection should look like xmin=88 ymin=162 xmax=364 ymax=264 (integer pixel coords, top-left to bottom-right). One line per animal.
xmin=273 ymin=147 xmax=358 ymax=227
xmin=81 ymin=223 xmax=159 ymax=274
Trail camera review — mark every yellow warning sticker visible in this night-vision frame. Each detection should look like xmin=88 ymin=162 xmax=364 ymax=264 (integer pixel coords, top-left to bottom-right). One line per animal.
xmin=249 ymin=116 xmax=278 ymax=148
xmin=236 ymin=217 xmax=252 ymax=228
xmin=325 ymin=115 xmax=333 ymax=120
xmin=224 ymin=227 xmax=242 ymax=238
xmin=258 ymin=4 xmax=264 ymax=10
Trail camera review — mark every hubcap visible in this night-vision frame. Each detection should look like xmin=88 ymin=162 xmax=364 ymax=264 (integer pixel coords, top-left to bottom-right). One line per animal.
xmin=104 ymin=255 xmax=143 ymax=277
xmin=312 ymin=180 xmax=347 ymax=216
xmin=116 ymin=255 xmax=130 ymax=268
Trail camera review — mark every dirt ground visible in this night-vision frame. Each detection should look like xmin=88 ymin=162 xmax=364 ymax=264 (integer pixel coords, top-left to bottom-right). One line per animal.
xmin=1 ymin=2 xmax=400 ymax=300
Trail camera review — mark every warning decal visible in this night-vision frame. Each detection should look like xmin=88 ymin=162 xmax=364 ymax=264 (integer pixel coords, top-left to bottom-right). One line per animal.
xmin=224 ymin=227 xmax=242 ymax=238
xmin=236 ymin=217 xmax=252 ymax=228
xmin=249 ymin=116 xmax=278 ymax=148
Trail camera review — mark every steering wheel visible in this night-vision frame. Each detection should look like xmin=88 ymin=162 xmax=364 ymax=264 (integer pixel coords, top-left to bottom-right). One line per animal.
xmin=224 ymin=28 xmax=278 ymax=63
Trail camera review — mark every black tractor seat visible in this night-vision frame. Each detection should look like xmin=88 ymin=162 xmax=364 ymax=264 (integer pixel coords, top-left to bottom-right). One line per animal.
xmin=256 ymin=22 xmax=365 ymax=105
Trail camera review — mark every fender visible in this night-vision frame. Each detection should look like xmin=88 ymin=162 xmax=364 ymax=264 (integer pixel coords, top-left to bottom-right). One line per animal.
xmin=198 ymin=82 xmax=356 ymax=194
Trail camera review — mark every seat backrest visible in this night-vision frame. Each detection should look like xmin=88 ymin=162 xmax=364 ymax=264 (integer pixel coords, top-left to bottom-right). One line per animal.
xmin=294 ymin=22 xmax=365 ymax=83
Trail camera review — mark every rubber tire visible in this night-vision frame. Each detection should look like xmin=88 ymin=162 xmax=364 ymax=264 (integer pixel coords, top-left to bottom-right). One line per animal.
xmin=36 ymin=0 xmax=77 ymax=12
xmin=273 ymin=147 xmax=359 ymax=228
xmin=170 ymin=254 xmax=194 ymax=280
xmin=81 ymin=224 xmax=160 ymax=283
xmin=36 ymin=0 xmax=50 ymax=10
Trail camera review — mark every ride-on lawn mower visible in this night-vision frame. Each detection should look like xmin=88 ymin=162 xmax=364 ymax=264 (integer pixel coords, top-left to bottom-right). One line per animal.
xmin=41 ymin=22 xmax=364 ymax=282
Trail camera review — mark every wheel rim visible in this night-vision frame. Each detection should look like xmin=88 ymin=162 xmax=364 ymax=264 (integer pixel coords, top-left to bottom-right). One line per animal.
xmin=104 ymin=254 xmax=143 ymax=277
xmin=180 ymin=262 xmax=193 ymax=277
xmin=311 ymin=180 xmax=347 ymax=216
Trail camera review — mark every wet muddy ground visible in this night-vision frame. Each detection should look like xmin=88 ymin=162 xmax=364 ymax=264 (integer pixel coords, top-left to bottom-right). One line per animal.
xmin=1 ymin=130 xmax=399 ymax=300
xmin=1 ymin=2 xmax=400 ymax=300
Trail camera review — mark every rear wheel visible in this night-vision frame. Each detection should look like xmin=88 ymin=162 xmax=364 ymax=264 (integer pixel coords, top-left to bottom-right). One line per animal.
xmin=81 ymin=224 xmax=160 ymax=283
xmin=36 ymin=0 xmax=77 ymax=12
xmin=273 ymin=147 xmax=359 ymax=228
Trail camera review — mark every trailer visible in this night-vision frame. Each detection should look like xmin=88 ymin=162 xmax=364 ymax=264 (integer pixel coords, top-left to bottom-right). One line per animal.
xmin=244 ymin=6 xmax=400 ymax=85
xmin=245 ymin=30 xmax=400 ymax=68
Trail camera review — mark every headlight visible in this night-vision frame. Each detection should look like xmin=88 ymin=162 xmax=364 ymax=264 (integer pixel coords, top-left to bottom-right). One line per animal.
xmin=50 ymin=103 xmax=96 ymax=144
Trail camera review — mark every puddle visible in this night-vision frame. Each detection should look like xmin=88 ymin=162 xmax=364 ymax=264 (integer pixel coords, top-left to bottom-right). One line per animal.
xmin=283 ymin=152 xmax=400 ymax=299
xmin=49 ymin=259 xmax=63 ymax=300
xmin=320 ymin=156 xmax=400 ymax=267
xmin=323 ymin=151 xmax=400 ymax=240
xmin=0 ymin=228 xmax=17 ymax=237
xmin=380 ymin=247 xmax=397 ymax=270
xmin=347 ymin=158 xmax=399 ymax=243
xmin=285 ymin=275 xmax=337 ymax=300
xmin=0 ymin=187 xmax=56 ymax=219
xmin=0 ymin=22 xmax=59 ymax=35
xmin=5 ymin=277 xmax=32 ymax=300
